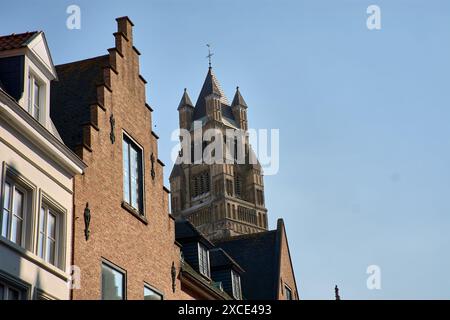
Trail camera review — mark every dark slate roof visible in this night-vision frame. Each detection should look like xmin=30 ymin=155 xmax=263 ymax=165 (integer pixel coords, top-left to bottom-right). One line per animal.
xmin=231 ymin=87 xmax=248 ymax=108
xmin=209 ymin=248 xmax=245 ymax=273
xmin=50 ymin=55 xmax=109 ymax=151
xmin=193 ymin=67 xmax=235 ymax=121
xmin=178 ymin=88 xmax=194 ymax=110
xmin=0 ymin=31 xmax=39 ymax=51
xmin=175 ymin=219 xmax=215 ymax=248
xmin=214 ymin=230 xmax=280 ymax=300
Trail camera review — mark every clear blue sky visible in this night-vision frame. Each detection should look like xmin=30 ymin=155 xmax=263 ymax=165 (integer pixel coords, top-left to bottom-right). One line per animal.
xmin=2 ymin=0 xmax=450 ymax=299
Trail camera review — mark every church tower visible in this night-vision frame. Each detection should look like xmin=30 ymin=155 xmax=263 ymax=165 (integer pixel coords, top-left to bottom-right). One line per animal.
xmin=170 ymin=67 xmax=268 ymax=241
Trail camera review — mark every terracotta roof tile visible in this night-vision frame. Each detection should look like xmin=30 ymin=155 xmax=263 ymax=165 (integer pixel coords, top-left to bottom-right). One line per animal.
xmin=0 ymin=31 xmax=38 ymax=51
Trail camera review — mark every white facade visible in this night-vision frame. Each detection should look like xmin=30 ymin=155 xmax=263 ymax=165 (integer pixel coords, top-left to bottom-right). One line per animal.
xmin=0 ymin=32 xmax=85 ymax=300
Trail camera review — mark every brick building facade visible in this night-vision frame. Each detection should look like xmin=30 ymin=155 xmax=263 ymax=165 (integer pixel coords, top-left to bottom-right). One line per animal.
xmin=51 ymin=17 xmax=186 ymax=300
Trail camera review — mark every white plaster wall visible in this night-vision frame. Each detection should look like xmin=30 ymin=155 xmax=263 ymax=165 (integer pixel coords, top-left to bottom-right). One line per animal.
xmin=0 ymin=112 xmax=74 ymax=300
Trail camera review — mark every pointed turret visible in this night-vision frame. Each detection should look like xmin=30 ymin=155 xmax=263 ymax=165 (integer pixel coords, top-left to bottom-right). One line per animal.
xmin=178 ymin=88 xmax=194 ymax=130
xmin=231 ymin=86 xmax=248 ymax=130
xmin=178 ymin=88 xmax=194 ymax=110
xmin=232 ymin=86 xmax=248 ymax=108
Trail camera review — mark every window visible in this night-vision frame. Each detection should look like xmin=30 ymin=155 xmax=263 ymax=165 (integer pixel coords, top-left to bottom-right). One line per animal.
xmin=1 ymin=180 xmax=27 ymax=246
xmin=37 ymin=204 xmax=60 ymax=267
xmin=191 ymin=172 xmax=210 ymax=198
xmin=198 ymin=243 xmax=210 ymax=278
xmin=0 ymin=282 xmax=25 ymax=300
xmin=102 ymin=262 xmax=125 ymax=300
xmin=235 ymin=175 xmax=242 ymax=198
xmin=123 ymin=135 xmax=144 ymax=213
xmin=257 ymin=189 xmax=264 ymax=205
xmin=226 ymin=179 xmax=233 ymax=196
xmin=285 ymin=285 xmax=293 ymax=300
xmin=28 ymin=74 xmax=42 ymax=121
xmin=231 ymin=270 xmax=242 ymax=300
xmin=144 ymin=285 xmax=163 ymax=300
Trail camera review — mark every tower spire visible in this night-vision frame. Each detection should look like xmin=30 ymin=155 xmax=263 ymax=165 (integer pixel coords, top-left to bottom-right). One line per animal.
xmin=206 ymin=44 xmax=214 ymax=68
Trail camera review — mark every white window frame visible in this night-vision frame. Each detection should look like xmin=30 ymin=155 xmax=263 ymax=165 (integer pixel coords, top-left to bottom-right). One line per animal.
xmin=27 ymin=72 xmax=44 ymax=122
xmin=122 ymin=132 xmax=145 ymax=215
xmin=198 ymin=243 xmax=210 ymax=278
xmin=1 ymin=179 xmax=27 ymax=246
xmin=0 ymin=164 xmax=35 ymax=250
xmin=36 ymin=191 xmax=67 ymax=270
xmin=37 ymin=204 xmax=60 ymax=267
xmin=231 ymin=269 xmax=242 ymax=300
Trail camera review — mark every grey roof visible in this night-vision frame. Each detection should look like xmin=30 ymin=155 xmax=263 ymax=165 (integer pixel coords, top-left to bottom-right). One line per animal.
xmin=175 ymin=219 xmax=215 ymax=248
xmin=214 ymin=230 xmax=281 ymax=300
xmin=51 ymin=55 xmax=110 ymax=151
xmin=178 ymin=88 xmax=194 ymax=110
xmin=231 ymin=87 xmax=248 ymax=108
xmin=193 ymin=67 xmax=235 ymax=121
xmin=209 ymin=248 xmax=245 ymax=273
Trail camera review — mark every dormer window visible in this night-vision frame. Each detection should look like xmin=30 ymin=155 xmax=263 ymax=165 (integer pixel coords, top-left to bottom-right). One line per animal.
xmin=198 ymin=243 xmax=210 ymax=278
xmin=231 ymin=270 xmax=242 ymax=300
xmin=28 ymin=74 xmax=42 ymax=121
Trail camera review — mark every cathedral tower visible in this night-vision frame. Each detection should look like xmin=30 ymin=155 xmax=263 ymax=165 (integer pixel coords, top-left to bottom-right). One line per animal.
xmin=170 ymin=67 xmax=268 ymax=241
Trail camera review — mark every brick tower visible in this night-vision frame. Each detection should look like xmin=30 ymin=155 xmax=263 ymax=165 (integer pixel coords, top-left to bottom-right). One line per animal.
xmin=170 ymin=67 xmax=268 ymax=241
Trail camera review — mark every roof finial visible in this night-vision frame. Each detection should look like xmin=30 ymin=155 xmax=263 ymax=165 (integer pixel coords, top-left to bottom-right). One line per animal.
xmin=335 ymin=285 xmax=341 ymax=300
xmin=206 ymin=44 xmax=214 ymax=69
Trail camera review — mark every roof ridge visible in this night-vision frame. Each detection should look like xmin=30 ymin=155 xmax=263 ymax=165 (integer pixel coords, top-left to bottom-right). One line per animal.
xmin=55 ymin=54 xmax=109 ymax=67
xmin=214 ymin=230 xmax=277 ymax=244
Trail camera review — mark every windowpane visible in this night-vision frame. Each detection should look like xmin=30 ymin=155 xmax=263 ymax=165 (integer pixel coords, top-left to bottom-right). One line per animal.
xmin=46 ymin=239 xmax=56 ymax=264
xmin=13 ymin=188 xmax=24 ymax=219
xmin=1 ymin=183 xmax=11 ymax=238
xmin=123 ymin=137 xmax=143 ymax=213
xmin=37 ymin=207 xmax=46 ymax=259
xmin=130 ymin=147 xmax=139 ymax=209
xmin=33 ymin=81 xmax=40 ymax=120
xmin=1 ymin=210 xmax=8 ymax=238
xmin=39 ymin=207 xmax=45 ymax=233
xmin=102 ymin=263 xmax=125 ymax=300
xmin=3 ymin=182 xmax=11 ymax=210
xmin=8 ymin=288 xmax=20 ymax=300
xmin=47 ymin=212 xmax=56 ymax=239
xmin=198 ymin=244 xmax=209 ymax=277
xmin=285 ymin=286 xmax=292 ymax=300
xmin=144 ymin=286 xmax=162 ymax=300
xmin=11 ymin=216 xmax=22 ymax=245
xmin=37 ymin=233 xmax=45 ymax=259
xmin=122 ymin=140 xmax=130 ymax=203
xmin=232 ymin=270 xmax=241 ymax=299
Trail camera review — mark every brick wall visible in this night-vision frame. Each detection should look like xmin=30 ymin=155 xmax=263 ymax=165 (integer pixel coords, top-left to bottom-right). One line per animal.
xmin=277 ymin=220 xmax=299 ymax=300
xmin=70 ymin=17 xmax=187 ymax=300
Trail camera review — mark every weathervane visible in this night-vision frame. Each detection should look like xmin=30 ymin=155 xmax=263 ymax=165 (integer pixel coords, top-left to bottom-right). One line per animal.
xmin=206 ymin=44 xmax=214 ymax=68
